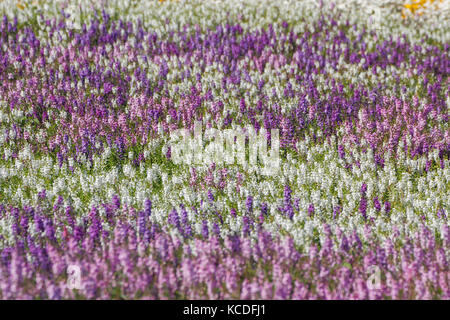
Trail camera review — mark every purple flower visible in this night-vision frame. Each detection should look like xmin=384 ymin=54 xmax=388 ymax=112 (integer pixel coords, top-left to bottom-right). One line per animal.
xmin=359 ymin=197 xmax=367 ymax=220
xmin=437 ymin=208 xmax=446 ymax=219
xmin=338 ymin=145 xmax=345 ymax=159
xmin=260 ymin=203 xmax=268 ymax=216
xmin=373 ymin=197 xmax=381 ymax=211
xmin=384 ymin=201 xmax=391 ymax=213
xmin=112 ymin=195 xmax=121 ymax=210
xmin=180 ymin=205 xmax=188 ymax=225
xmin=259 ymin=213 xmax=265 ymax=224
xmin=243 ymin=216 xmax=251 ymax=236
xmin=44 ymin=218 xmax=56 ymax=242
xmin=425 ymin=160 xmax=432 ymax=172
xmin=258 ymin=79 xmax=265 ymax=91
xmin=213 ymin=223 xmax=220 ymax=236
xmin=138 ymin=211 xmax=146 ymax=236
xmin=284 ymin=185 xmax=292 ymax=204
xmin=239 ymin=98 xmax=246 ymax=113
xmin=207 ymin=190 xmax=215 ymax=202
xmin=144 ymin=199 xmax=152 ymax=217
xmin=333 ymin=206 xmax=341 ymax=219
xmin=294 ymin=198 xmax=300 ymax=212
xmin=183 ymin=224 xmax=192 ymax=238
xmin=34 ymin=213 xmax=44 ymax=233
xmin=38 ymin=189 xmax=47 ymax=200
xmin=360 ymin=183 xmax=367 ymax=195
xmin=285 ymin=204 xmax=294 ymax=220
xmin=169 ymin=209 xmax=180 ymax=229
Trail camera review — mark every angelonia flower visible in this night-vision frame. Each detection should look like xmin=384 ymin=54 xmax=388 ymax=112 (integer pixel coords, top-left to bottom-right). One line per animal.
xmin=373 ymin=197 xmax=381 ymax=211
xmin=261 ymin=203 xmax=268 ymax=217
xmin=144 ymin=199 xmax=152 ymax=217
xmin=359 ymin=197 xmax=368 ymax=220
xmin=385 ymin=201 xmax=392 ymax=214
xmin=333 ymin=206 xmax=341 ymax=219
xmin=284 ymin=185 xmax=292 ymax=204
xmin=207 ymin=190 xmax=215 ymax=203
xmin=0 ymin=0 xmax=448 ymax=300
xmin=202 ymin=220 xmax=209 ymax=239
xmin=360 ymin=183 xmax=367 ymax=195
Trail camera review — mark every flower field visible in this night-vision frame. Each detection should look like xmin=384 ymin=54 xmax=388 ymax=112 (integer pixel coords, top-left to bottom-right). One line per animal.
xmin=0 ymin=0 xmax=448 ymax=299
